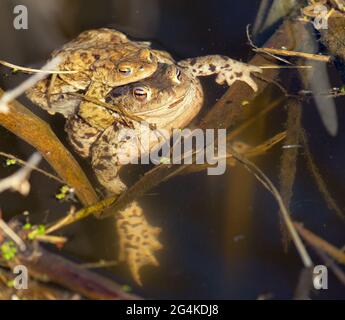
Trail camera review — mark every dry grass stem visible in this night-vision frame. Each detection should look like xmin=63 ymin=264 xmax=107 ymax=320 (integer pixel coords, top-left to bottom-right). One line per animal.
xmin=0 ymin=56 xmax=62 ymax=112
xmin=0 ymin=151 xmax=64 ymax=184
xmin=0 ymin=152 xmax=41 ymax=195
xmin=255 ymin=47 xmax=331 ymax=62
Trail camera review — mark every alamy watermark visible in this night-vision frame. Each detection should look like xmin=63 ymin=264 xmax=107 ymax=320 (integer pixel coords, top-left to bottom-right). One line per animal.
xmin=13 ymin=5 xmax=28 ymax=30
xmin=10 ymin=3 xmax=335 ymax=32
xmin=114 ymin=122 xmax=227 ymax=176
xmin=313 ymin=265 xmax=328 ymax=290
xmin=7 ymin=264 xmax=329 ymax=292
xmin=11 ymin=265 xmax=28 ymax=290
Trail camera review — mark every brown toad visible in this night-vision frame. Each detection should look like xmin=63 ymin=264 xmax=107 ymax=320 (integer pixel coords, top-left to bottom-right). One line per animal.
xmin=66 ymin=63 xmax=203 ymax=193
xmin=26 ymin=28 xmax=165 ymax=129
xmin=27 ymin=28 xmax=261 ymax=131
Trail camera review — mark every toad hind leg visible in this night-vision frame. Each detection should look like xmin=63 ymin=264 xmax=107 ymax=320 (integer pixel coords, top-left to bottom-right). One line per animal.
xmin=178 ymin=55 xmax=262 ymax=92
xmin=117 ymin=201 xmax=162 ymax=286
xmin=91 ymin=127 xmax=163 ymax=285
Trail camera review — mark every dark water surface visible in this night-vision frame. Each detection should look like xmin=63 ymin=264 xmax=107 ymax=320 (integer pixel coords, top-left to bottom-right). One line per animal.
xmin=0 ymin=0 xmax=344 ymax=299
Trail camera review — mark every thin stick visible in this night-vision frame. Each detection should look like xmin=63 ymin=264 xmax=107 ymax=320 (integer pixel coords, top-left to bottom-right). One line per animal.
xmin=315 ymin=249 xmax=345 ymax=286
xmin=246 ymin=24 xmax=293 ymax=65
xmin=227 ymin=97 xmax=285 ymax=141
xmin=0 ymin=59 xmax=78 ymax=74
xmin=301 ymin=130 xmax=345 ymax=221
xmin=230 ymin=148 xmax=313 ymax=268
xmin=0 ymin=151 xmax=64 ymax=184
xmin=34 ymin=235 xmax=67 ymax=246
xmin=242 ymin=131 xmax=287 ymax=157
xmin=0 ymin=56 xmax=62 ymax=113
xmin=254 ymin=47 xmax=331 ymax=62
xmin=259 ymin=65 xmax=312 ymax=69
xmin=45 ymin=197 xmax=117 ymax=234
xmin=294 ymin=223 xmax=345 ymax=265
xmin=0 ymin=152 xmax=41 ymax=195
xmin=0 ymin=219 xmax=26 ymax=251
xmin=80 ymin=260 xmax=119 ymax=269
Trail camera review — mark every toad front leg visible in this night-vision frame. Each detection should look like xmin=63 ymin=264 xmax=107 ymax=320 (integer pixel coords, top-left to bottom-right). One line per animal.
xmin=91 ymin=125 xmax=128 ymax=195
xmin=78 ymin=81 xmax=115 ymax=130
xmin=178 ymin=55 xmax=262 ymax=91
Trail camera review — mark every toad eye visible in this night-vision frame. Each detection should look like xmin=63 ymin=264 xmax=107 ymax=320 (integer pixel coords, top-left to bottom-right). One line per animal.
xmin=176 ymin=68 xmax=182 ymax=81
xmin=170 ymin=67 xmax=182 ymax=83
xmin=133 ymin=86 xmax=150 ymax=102
xmin=118 ymin=66 xmax=132 ymax=75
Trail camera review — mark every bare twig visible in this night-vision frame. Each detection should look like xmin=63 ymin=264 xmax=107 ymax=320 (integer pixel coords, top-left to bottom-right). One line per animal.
xmin=0 ymin=59 xmax=78 ymax=74
xmin=246 ymin=24 xmax=293 ymax=65
xmin=0 ymin=56 xmax=62 ymax=113
xmin=315 ymin=249 xmax=345 ymax=286
xmin=294 ymin=222 xmax=345 ymax=265
xmin=254 ymin=47 xmax=331 ymax=62
xmin=80 ymin=260 xmax=119 ymax=269
xmin=45 ymin=197 xmax=117 ymax=234
xmin=0 ymin=219 xmax=26 ymax=251
xmin=0 ymin=153 xmax=41 ymax=195
xmin=0 ymin=151 xmax=64 ymax=184
xmin=229 ymin=148 xmax=313 ymax=268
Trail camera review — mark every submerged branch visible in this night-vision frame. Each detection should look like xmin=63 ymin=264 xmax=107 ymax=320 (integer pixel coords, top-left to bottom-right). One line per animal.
xmin=279 ymin=99 xmax=302 ymax=249
xmin=301 ymin=130 xmax=345 ymax=221
xmin=229 ymin=148 xmax=313 ymax=268
xmin=0 ymin=220 xmax=140 ymax=300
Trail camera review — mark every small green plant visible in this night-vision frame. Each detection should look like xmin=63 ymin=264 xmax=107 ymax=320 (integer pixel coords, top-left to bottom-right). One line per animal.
xmin=22 ymin=223 xmax=32 ymax=230
xmin=1 ymin=241 xmax=17 ymax=261
xmin=159 ymin=157 xmax=171 ymax=164
xmin=55 ymin=185 xmax=72 ymax=200
xmin=28 ymin=224 xmax=46 ymax=240
xmin=5 ymin=159 xmax=16 ymax=166
xmin=6 ymin=279 xmax=15 ymax=288
xmin=122 ymin=284 xmax=132 ymax=292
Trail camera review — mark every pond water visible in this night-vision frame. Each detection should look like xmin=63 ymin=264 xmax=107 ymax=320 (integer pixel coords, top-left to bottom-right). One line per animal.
xmin=0 ymin=0 xmax=344 ymax=299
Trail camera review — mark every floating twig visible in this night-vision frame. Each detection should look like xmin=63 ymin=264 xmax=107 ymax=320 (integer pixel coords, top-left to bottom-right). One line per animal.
xmin=254 ymin=47 xmax=331 ymax=62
